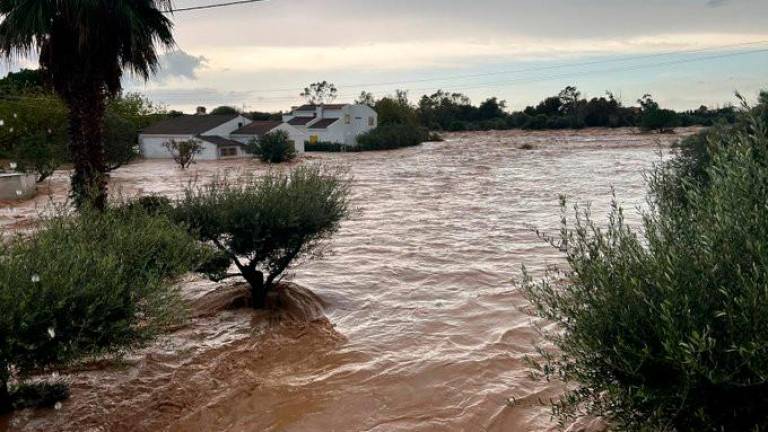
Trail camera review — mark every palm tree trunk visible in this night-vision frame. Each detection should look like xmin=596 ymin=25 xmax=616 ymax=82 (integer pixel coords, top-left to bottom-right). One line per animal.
xmin=0 ymin=365 xmax=11 ymax=413
xmin=67 ymin=85 xmax=108 ymax=211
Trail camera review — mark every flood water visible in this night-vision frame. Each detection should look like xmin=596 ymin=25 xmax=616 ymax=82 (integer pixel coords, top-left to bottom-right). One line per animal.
xmin=1 ymin=128 xmax=693 ymax=432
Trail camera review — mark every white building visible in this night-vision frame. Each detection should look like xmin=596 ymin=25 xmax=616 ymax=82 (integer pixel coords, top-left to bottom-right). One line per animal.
xmin=283 ymin=103 xmax=378 ymax=146
xmin=139 ymin=112 xmax=253 ymax=160
xmin=138 ymin=103 xmax=376 ymax=160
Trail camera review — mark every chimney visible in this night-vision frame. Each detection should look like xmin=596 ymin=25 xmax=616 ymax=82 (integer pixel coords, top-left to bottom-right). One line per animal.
xmin=195 ymin=106 xmax=207 ymax=115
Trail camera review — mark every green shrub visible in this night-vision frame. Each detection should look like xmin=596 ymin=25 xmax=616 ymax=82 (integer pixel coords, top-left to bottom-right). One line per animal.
xmin=0 ymin=206 xmax=209 ymax=412
xmin=356 ymin=123 xmax=427 ymax=150
xmin=521 ymin=101 xmax=768 ymax=431
xmin=173 ymin=165 xmax=351 ymax=308
xmin=247 ymin=130 xmax=297 ymax=163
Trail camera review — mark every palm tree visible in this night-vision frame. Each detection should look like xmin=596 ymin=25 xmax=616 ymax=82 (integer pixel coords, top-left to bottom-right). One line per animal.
xmin=0 ymin=0 xmax=175 ymax=209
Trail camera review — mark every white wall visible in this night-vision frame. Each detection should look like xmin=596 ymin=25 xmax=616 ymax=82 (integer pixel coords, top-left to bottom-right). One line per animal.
xmin=139 ymin=135 xmax=219 ymax=160
xmin=305 ymin=105 xmax=378 ymax=146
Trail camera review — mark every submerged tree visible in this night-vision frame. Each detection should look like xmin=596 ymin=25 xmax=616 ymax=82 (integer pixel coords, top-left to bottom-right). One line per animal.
xmin=174 ymin=165 xmax=352 ymax=308
xmin=164 ymin=139 xmax=202 ymax=169
xmin=0 ymin=0 xmax=176 ymax=209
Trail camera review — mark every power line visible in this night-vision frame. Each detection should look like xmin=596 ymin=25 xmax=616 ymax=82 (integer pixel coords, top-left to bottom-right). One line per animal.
xmin=240 ymin=40 xmax=768 ymax=94
xmin=165 ymin=0 xmax=267 ymax=13
xmin=2 ymin=44 xmax=766 ymax=106
xmin=134 ymin=46 xmax=768 ymax=103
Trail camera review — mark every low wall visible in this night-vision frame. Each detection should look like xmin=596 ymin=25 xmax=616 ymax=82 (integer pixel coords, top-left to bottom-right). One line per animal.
xmin=0 ymin=173 xmax=36 ymax=200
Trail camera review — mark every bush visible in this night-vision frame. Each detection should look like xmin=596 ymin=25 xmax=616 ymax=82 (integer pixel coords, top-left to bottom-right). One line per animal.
xmin=521 ymin=100 xmax=768 ymax=431
xmin=0 ymin=206 xmax=209 ymax=412
xmin=356 ymin=123 xmax=427 ymax=150
xmin=173 ymin=165 xmax=351 ymax=308
xmin=247 ymin=130 xmax=296 ymax=163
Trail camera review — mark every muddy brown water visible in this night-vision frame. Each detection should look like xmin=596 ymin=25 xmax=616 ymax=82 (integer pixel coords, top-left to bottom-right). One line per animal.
xmin=1 ymin=129 xmax=694 ymax=432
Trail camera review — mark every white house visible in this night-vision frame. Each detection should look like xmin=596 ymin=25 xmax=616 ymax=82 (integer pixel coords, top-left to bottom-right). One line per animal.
xmin=282 ymin=103 xmax=378 ymax=146
xmin=139 ymin=112 xmax=253 ymax=160
xmin=138 ymin=103 xmax=377 ymax=160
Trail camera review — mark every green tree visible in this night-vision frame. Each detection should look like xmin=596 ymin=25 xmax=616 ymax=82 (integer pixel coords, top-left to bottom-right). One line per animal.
xmin=163 ymin=139 xmax=202 ymax=169
xmin=356 ymin=91 xmax=375 ymax=107
xmin=638 ymin=95 xmax=678 ymax=133
xmin=246 ymin=130 xmax=296 ymax=163
xmin=300 ymin=81 xmax=338 ymax=105
xmin=476 ymin=97 xmax=507 ymax=121
xmin=0 ymin=68 xmax=44 ymax=93
xmin=210 ymin=105 xmax=239 ymax=115
xmin=174 ymin=166 xmax=351 ymax=308
xmin=0 ymin=0 xmax=175 ymax=209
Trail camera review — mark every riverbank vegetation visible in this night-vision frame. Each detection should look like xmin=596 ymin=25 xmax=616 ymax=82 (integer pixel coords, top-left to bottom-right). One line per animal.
xmin=522 ymin=90 xmax=768 ymax=431
xmin=0 ymin=206 xmax=210 ymax=413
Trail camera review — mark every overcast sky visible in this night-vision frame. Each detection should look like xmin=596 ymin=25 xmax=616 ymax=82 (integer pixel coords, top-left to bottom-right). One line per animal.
xmin=11 ymin=0 xmax=768 ymax=111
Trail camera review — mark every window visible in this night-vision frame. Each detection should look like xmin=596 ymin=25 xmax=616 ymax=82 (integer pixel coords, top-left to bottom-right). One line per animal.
xmin=309 ymin=135 xmax=319 ymax=144
xmin=219 ymin=147 xmax=237 ymax=157
xmin=344 ymin=114 xmax=351 ymax=124
xmin=368 ymin=117 xmax=375 ymax=127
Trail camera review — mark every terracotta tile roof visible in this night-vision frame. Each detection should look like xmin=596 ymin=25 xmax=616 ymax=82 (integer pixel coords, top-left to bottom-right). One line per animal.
xmin=294 ymin=104 xmax=347 ymax=112
xmin=197 ymin=135 xmax=244 ymax=148
xmin=140 ymin=114 xmax=240 ymax=135
xmin=308 ymin=118 xmax=339 ymax=129
xmin=231 ymin=120 xmax=281 ymax=136
xmin=288 ymin=116 xmax=315 ymax=126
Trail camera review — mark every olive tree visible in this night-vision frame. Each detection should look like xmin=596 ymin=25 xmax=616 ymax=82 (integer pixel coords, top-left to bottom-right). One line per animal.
xmin=164 ymin=139 xmax=202 ymax=169
xmin=173 ymin=165 xmax=351 ymax=308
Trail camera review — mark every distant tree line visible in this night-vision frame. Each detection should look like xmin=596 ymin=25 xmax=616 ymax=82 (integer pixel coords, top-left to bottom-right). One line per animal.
xmin=400 ymin=86 xmax=736 ymax=133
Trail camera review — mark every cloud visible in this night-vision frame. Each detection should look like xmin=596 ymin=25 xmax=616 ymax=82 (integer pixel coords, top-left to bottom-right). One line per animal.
xmin=706 ymin=0 xmax=729 ymax=7
xmin=152 ymin=49 xmax=208 ymax=82
xmin=189 ymin=33 xmax=768 ymax=73
xmin=137 ymin=87 xmax=254 ymax=109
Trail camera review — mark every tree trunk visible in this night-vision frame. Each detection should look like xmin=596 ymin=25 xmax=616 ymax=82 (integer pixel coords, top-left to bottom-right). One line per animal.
xmin=66 ymin=85 xmax=109 ymax=211
xmin=241 ymin=268 xmax=267 ymax=309
xmin=0 ymin=377 xmax=11 ymax=414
